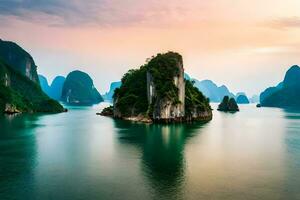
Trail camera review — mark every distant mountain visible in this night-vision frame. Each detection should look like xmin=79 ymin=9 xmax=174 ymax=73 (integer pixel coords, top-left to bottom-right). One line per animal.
xmin=103 ymin=74 xmax=235 ymax=103
xmin=61 ymin=70 xmax=103 ymax=105
xmin=260 ymin=82 xmax=283 ymax=103
xmin=249 ymin=95 xmax=259 ymax=103
xmin=260 ymin=65 xmax=300 ymax=108
xmin=236 ymin=94 xmax=250 ymax=104
xmin=102 ymin=81 xmax=121 ymax=101
xmin=188 ymin=75 xmax=235 ymax=102
xmin=39 ymin=75 xmax=51 ymax=95
xmin=39 ymin=75 xmax=65 ymax=101
xmin=0 ymin=39 xmax=64 ymax=113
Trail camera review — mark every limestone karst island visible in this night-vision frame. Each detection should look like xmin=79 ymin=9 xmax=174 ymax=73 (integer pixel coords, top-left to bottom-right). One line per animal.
xmin=100 ymin=52 xmax=212 ymax=123
xmin=2 ymin=0 xmax=300 ymax=199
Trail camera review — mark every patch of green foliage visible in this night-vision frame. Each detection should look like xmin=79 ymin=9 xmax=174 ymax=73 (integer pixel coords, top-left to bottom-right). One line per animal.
xmin=146 ymin=52 xmax=182 ymax=103
xmin=114 ymin=67 xmax=148 ymax=117
xmin=114 ymin=52 xmax=183 ymax=117
xmin=100 ymin=106 xmax=114 ymax=116
xmin=0 ymin=59 xmax=64 ymax=113
xmin=185 ymin=80 xmax=211 ymax=116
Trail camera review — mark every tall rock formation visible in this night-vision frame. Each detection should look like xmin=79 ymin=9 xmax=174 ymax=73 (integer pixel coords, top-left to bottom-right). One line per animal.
xmin=147 ymin=54 xmax=185 ymax=120
xmin=109 ymin=52 xmax=212 ymax=123
xmin=61 ymin=70 xmax=103 ymax=105
xmin=0 ymin=40 xmax=64 ymax=113
xmin=0 ymin=39 xmax=39 ymax=84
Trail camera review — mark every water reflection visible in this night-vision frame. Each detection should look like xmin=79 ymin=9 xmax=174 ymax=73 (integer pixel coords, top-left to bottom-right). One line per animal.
xmin=0 ymin=114 xmax=39 ymax=199
xmin=113 ymin=120 xmax=208 ymax=199
xmin=282 ymin=109 xmax=300 ymax=199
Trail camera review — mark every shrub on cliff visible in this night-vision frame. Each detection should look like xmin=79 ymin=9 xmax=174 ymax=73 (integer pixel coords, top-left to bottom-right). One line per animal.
xmin=185 ymin=80 xmax=211 ymax=116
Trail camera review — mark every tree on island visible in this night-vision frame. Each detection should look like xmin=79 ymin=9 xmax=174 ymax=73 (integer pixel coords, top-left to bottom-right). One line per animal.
xmin=100 ymin=52 xmax=212 ymax=123
xmin=217 ymin=96 xmax=239 ymax=112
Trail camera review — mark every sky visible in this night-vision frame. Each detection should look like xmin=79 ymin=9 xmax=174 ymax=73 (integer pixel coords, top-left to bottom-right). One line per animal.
xmin=1 ymin=0 xmax=300 ymax=96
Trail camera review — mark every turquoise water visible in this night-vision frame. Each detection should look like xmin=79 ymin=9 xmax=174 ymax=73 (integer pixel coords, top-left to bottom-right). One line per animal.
xmin=0 ymin=103 xmax=300 ymax=200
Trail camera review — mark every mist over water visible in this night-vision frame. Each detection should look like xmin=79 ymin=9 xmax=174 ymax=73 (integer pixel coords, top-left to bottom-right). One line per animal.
xmin=1 ymin=103 xmax=300 ymax=200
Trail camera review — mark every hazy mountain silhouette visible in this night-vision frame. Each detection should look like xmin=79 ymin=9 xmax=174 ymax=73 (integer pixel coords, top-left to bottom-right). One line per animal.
xmin=260 ymin=65 xmax=300 ymax=108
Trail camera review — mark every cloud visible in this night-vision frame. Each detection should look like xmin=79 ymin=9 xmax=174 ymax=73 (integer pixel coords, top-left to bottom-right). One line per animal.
xmin=267 ymin=17 xmax=300 ymax=29
xmin=0 ymin=0 xmax=197 ymax=27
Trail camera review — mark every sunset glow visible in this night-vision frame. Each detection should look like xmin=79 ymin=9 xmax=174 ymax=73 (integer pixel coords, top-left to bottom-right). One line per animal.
xmin=1 ymin=0 xmax=300 ymax=95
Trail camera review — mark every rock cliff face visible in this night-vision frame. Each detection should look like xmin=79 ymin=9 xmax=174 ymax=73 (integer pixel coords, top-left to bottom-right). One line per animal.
xmin=147 ymin=57 xmax=185 ymax=120
xmin=0 ymin=39 xmax=39 ymax=84
xmin=61 ymin=70 xmax=103 ymax=105
xmin=109 ymin=52 xmax=212 ymax=123
xmin=0 ymin=59 xmax=65 ymax=113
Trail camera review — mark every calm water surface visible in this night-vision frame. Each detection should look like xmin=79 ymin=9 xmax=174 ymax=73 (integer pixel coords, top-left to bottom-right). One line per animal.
xmin=0 ymin=103 xmax=300 ymax=200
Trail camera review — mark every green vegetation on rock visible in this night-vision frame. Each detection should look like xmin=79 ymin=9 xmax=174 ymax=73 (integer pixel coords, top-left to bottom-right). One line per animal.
xmin=146 ymin=52 xmax=182 ymax=104
xmin=112 ymin=52 xmax=212 ymax=122
xmin=114 ymin=52 xmax=183 ymax=118
xmin=61 ymin=70 xmax=103 ymax=105
xmin=114 ymin=67 xmax=148 ymax=117
xmin=0 ymin=59 xmax=65 ymax=113
xmin=185 ymin=80 xmax=211 ymax=116
xmin=0 ymin=39 xmax=39 ymax=83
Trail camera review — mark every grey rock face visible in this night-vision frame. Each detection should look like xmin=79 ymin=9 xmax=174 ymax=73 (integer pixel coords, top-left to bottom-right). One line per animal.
xmin=147 ymin=61 xmax=185 ymax=120
xmin=0 ymin=39 xmax=39 ymax=84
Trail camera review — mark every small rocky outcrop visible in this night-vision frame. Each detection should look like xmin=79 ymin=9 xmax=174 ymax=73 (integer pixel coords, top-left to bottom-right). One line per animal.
xmin=61 ymin=70 xmax=103 ymax=105
xmin=218 ymin=96 xmax=239 ymax=112
xmin=104 ymin=52 xmax=212 ymax=123
xmin=4 ymin=104 xmax=21 ymax=114
xmin=98 ymin=106 xmax=113 ymax=116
